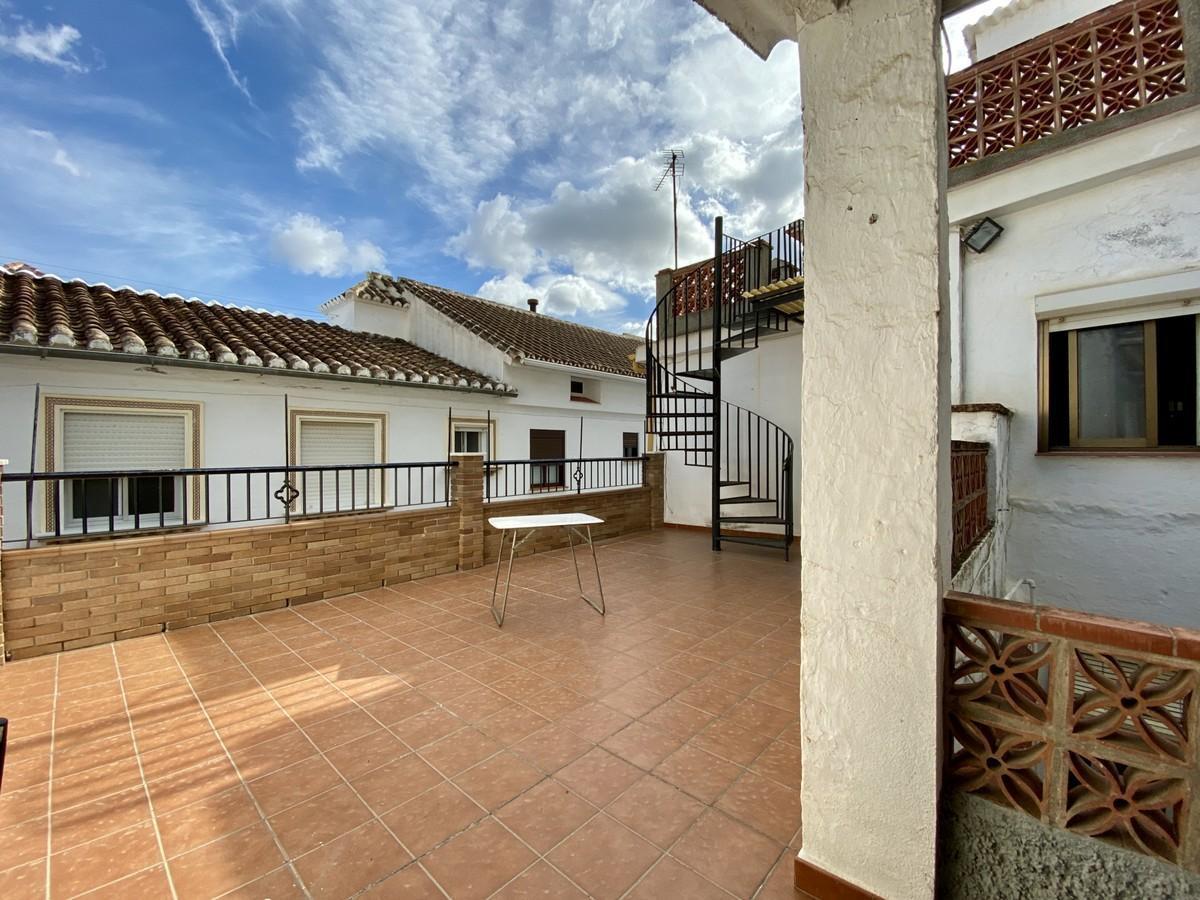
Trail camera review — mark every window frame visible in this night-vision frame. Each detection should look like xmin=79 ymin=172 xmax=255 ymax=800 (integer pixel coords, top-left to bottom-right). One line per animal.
xmin=42 ymin=396 xmax=202 ymax=535
xmin=529 ymin=428 xmax=567 ymax=489
xmin=289 ymin=410 xmax=387 ymax=514
xmin=448 ymin=417 xmax=497 ymax=458
xmin=622 ymin=431 xmax=640 ymax=459
xmin=1038 ymin=316 xmax=1198 ymax=453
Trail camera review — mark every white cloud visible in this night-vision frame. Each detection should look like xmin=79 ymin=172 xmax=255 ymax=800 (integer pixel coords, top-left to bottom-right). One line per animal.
xmin=271 ymin=213 xmax=385 ymax=277
xmin=184 ymin=0 xmax=252 ymax=100
xmin=446 ymin=195 xmax=534 ymax=274
xmin=478 ymin=272 xmax=626 ymax=318
xmin=0 ymin=22 xmax=86 ymax=70
xmin=26 ymin=129 xmax=84 ymax=178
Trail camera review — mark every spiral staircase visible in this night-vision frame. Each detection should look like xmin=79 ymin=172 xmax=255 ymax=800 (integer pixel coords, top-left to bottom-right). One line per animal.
xmin=644 ymin=217 xmax=804 ymax=557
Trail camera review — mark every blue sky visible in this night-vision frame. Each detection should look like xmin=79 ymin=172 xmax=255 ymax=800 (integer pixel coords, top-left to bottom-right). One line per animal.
xmin=0 ymin=0 xmax=808 ymax=334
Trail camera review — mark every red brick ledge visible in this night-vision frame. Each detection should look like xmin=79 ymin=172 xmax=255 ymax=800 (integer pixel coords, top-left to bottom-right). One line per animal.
xmin=945 ymin=590 xmax=1200 ymax=660
xmin=795 ymin=857 xmax=883 ymax=899
xmin=951 ymin=402 xmax=1013 ymax=416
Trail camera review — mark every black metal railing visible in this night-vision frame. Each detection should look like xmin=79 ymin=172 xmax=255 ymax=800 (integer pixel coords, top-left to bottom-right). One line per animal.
xmin=485 ymin=456 xmax=645 ymax=501
xmin=1 ymin=461 xmax=456 ymax=548
xmin=644 ymin=215 xmax=800 ymax=553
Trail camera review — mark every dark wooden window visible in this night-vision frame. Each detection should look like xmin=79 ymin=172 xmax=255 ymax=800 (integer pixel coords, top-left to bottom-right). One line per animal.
xmin=530 ymin=429 xmax=566 ymax=487
xmin=622 ymin=432 xmax=639 ymax=458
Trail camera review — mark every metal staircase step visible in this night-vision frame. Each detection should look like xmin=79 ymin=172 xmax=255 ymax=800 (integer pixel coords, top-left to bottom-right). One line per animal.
xmin=719 ymin=480 xmax=749 ymax=487
xmin=719 ymin=495 xmax=773 ymax=505
xmin=677 ymin=368 xmax=717 ymax=381
xmin=720 ymin=329 xmax=760 ymax=345
xmin=718 ymin=347 xmax=754 ymax=361
xmin=648 ymin=391 xmax=711 ymax=399
xmin=720 ymin=516 xmax=786 ymax=525
xmin=654 ymin=430 xmax=713 ymax=438
xmin=718 ymin=534 xmax=791 ymax=550
xmin=649 ymin=412 xmax=713 ymax=418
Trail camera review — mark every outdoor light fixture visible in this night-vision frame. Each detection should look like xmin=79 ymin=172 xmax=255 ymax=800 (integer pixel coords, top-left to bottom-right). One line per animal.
xmin=963 ymin=217 xmax=1004 ymax=253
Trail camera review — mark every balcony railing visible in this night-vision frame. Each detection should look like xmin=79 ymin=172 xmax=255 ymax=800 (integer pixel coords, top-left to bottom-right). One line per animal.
xmin=944 ymin=591 xmax=1200 ymax=870
xmin=485 ymin=456 xmax=645 ymax=501
xmin=947 ymin=0 xmax=1187 ymax=169
xmin=668 ymin=219 xmax=803 ymax=317
xmin=952 ymin=440 xmax=990 ymax=569
xmin=0 ymin=461 xmax=456 ymax=548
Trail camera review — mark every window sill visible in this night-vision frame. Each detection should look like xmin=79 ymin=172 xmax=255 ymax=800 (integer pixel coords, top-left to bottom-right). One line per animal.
xmin=34 ymin=522 xmax=197 ymax=544
xmin=569 ymin=396 xmax=599 ymax=404
xmin=1038 ymin=448 xmax=1200 ymax=458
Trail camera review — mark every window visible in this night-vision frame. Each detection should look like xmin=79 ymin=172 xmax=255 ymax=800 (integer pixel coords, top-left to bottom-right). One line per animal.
xmin=571 ymin=380 xmax=584 ymax=395
xmin=294 ymin=415 xmax=384 ymax=512
xmin=60 ymin=411 xmax=186 ymax=529
xmin=530 ymin=429 xmax=566 ymax=488
xmin=451 ymin=420 xmax=493 ymax=456
xmin=623 ymin=432 xmax=639 ymax=458
xmin=1041 ymin=312 xmax=1197 ymax=450
xmin=569 ymin=378 xmax=600 ymax=403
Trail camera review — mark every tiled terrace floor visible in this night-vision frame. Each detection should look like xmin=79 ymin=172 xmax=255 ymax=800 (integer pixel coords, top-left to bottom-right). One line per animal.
xmin=0 ymin=529 xmax=802 ymax=899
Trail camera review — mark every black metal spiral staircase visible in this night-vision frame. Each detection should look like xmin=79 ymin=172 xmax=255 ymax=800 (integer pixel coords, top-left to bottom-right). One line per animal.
xmin=644 ymin=216 xmax=804 ymax=557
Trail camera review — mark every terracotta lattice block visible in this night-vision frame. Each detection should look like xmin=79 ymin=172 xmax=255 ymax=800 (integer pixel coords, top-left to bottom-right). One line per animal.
xmin=947 ymin=713 xmax=1049 ymax=819
xmin=948 ymin=620 xmax=1052 ymax=722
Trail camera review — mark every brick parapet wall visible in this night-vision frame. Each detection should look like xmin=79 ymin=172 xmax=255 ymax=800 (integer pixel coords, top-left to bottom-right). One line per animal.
xmin=453 ymin=454 xmax=486 ymax=571
xmin=644 ymin=454 xmax=664 ymax=529
xmin=482 ymin=485 xmax=655 ymax=562
xmin=0 ymin=457 xmax=665 ymax=660
xmin=1 ymin=505 xmax=459 ymax=660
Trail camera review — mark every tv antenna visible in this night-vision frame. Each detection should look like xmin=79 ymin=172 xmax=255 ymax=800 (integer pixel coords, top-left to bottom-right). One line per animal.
xmin=654 ymin=150 xmax=685 ymax=270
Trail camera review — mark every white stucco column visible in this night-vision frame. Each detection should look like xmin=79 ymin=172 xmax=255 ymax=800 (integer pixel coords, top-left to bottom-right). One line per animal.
xmin=796 ymin=0 xmax=949 ymax=896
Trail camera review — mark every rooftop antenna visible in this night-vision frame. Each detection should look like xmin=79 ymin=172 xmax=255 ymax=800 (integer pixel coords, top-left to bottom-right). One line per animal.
xmin=654 ymin=150 xmax=685 ymax=270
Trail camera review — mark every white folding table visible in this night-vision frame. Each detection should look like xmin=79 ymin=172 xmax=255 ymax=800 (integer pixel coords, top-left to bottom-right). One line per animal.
xmin=488 ymin=513 xmax=606 ymax=627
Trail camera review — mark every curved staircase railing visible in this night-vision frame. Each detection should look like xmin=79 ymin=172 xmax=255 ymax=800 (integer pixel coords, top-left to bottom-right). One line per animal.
xmin=645 ymin=215 xmax=802 ymax=556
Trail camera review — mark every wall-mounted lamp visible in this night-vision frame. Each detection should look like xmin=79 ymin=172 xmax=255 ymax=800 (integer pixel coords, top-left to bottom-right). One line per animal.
xmin=962 ymin=217 xmax=1003 ymax=253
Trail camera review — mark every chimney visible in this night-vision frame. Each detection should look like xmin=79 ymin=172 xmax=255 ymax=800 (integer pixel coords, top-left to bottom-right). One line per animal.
xmin=527 ymin=297 xmax=539 ymax=313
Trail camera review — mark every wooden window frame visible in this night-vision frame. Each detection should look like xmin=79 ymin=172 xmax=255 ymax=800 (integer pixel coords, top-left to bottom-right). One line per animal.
xmin=1039 ymin=318 xmax=1197 ymax=453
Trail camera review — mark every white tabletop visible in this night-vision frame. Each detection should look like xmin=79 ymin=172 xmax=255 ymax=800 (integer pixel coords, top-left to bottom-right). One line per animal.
xmin=488 ymin=513 xmax=604 ymax=530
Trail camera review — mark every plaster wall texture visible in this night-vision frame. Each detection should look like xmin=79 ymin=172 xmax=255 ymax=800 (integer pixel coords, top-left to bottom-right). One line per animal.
xmin=795 ymin=0 xmax=948 ymax=895
xmin=939 ymin=792 xmax=1200 ymax=899
xmin=968 ymin=0 xmax=1114 ymax=63
xmin=0 ymin=355 xmax=644 ymax=541
xmin=956 ymin=153 xmax=1200 ymax=627
xmin=950 ymin=410 xmax=1011 ymax=597
xmin=662 ymin=331 xmax=802 ymax=530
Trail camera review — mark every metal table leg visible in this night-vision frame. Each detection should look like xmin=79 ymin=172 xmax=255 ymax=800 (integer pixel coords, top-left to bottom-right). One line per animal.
xmin=567 ymin=524 xmax=605 ymax=617
xmin=490 ymin=527 xmax=535 ymax=627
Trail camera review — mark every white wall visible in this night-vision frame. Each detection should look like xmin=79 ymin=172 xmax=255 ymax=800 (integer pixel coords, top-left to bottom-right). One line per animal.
xmin=662 ymin=330 xmax=803 ymax=532
xmin=967 ymin=0 xmax=1113 ymax=63
xmin=955 ymin=151 xmax=1200 ymax=627
xmin=0 ymin=354 xmax=644 ymax=542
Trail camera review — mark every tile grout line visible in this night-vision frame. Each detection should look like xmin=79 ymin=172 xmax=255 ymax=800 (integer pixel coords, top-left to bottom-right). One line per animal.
xmin=158 ymin=628 xmax=315 ymax=900
xmin=110 ymin=642 xmax=181 ymax=900
xmin=43 ymin=652 xmax=60 ymax=900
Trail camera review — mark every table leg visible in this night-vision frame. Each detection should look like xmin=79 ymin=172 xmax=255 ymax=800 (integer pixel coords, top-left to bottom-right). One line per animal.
xmin=491 ymin=528 xmax=523 ymax=627
xmin=566 ymin=525 xmax=605 ymax=617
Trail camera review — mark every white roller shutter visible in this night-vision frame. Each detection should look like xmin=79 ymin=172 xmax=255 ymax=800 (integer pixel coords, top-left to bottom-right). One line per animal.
xmin=63 ymin=412 xmax=186 ymax=471
xmin=297 ymin=420 xmax=379 ymax=512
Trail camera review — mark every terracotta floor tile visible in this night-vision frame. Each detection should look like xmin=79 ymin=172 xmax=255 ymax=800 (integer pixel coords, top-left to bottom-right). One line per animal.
xmin=600 ymin=683 xmax=667 ymax=719
xmin=607 ymin=775 xmax=706 ymax=849
xmin=226 ymin=730 xmax=318 ymax=781
xmin=626 ymin=855 xmax=733 ymax=900
xmin=558 ymin=701 xmax=632 ymax=743
xmin=0 ymin=816 xmax=48 ymax=873
xmin=138 ymin=732 xmax=228 ymax=782
xmin=755 ymin=848 xmax=803 ymax=900
xmin=74 ymin=864 xmax=173 ymax=899
xmin=725 ymin=698 xmax=794 ymax=738
xmin=495 ymin=779 xmax=597 ymax=853
xmin=492 ymin=860 xmax=587 ymax=898
xmin=157 ymin=785 xmax=263 ymax=858
xmin=418 ymin=727 xmax=502 ymax=777
xmin=380 ymin=781 xmax=486 ymax=856
xmin=246 ymin=756 xmax=343 ymax=817
xmin=554 ymin=747 xmax=644 ymax=807
xmin=51 ymin=786 xmax=151 ymax=852
xmin=692 ymin=717 xmax=775 ymax=766
xmin=453 ymin=751 xmax=544 ymax=811
xmin=359 ymin=862 xmax=445 ymax=898
xmin=302 ymin=708 xmax=382 ymax=752
xmin=672 ymin=809 xmax=783 ymax=898
xmin=477 ymin=705 xmax=551 ymax=746
xmin=51 ymin=758 xmax=142 ymax=812
xmin=441 ymin=687 xmax=512 ymax=723
xmin=600 ymin=721 xmax=683 ymax=770
xmin=750 ymin=739 xmax=803 ymax=789
xmin=717 ymin=771 xmax=803 ymax=844
xmin=676 ymin=681 xmax=743 ymax=716
xmin=218 ymin=865 xmax=308 ymax=900
xmin=522 ymin=685 xmax=589 ymax=720
xmin=167 ymin=821 xmax=284 ymax=898
xmin=351 ymin=753 xmax=444 ymax=815
xmin=268 ymin=783 xmax=374 ymax=857
xmin=390 ymin=707 xmax=465 ymax=749
xmin=295 ymin=818 xmax=409 ymax=899
xmin=511 ymin=724 xmax=593 ymax=774
xmin=49 ymin=821 xmax=161 ymax=899
xmin=360 ymin=688 xmax=436 ymax=726
xmin=547 ymin=814 xmax=661 ymax=900
xmin=0 ymin=859 xmax=45 ymax=900
xmin=640 ymin=698 xmax=715 ymax=741
xmin=654 ymin=744 xmax=743 ymax=804
xmin=421 ymin=818 xmax=536 ymax=900
xmin=146 ymin=755 xmax=246 ymax=815
xmin=324 ymin=728 xmax=408 ymax=781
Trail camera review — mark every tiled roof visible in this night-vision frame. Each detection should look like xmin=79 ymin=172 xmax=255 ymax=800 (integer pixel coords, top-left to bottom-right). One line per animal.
xmin=379 ymin=275 xmax=643 ymax=377
xmin=0 ymin=271 xmax=513 ymax=392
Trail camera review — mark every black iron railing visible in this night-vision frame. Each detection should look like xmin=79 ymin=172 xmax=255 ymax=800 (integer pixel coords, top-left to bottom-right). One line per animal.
xmin=645 ymin=216 xmax=800 ymax=554
xmin=486 ymin=456 xmax=645 ymax=501
xmin=1 ymin=461 xmax=456 ymax=548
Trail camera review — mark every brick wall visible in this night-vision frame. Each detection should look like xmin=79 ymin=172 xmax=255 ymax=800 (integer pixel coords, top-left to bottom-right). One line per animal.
xmin=0 ymin=453 xmax=665 ymax=660
xmin=482 ymin=455 xmax=663 ymax=562
xmin=0 ymin=460 xmax=5 ymax=664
